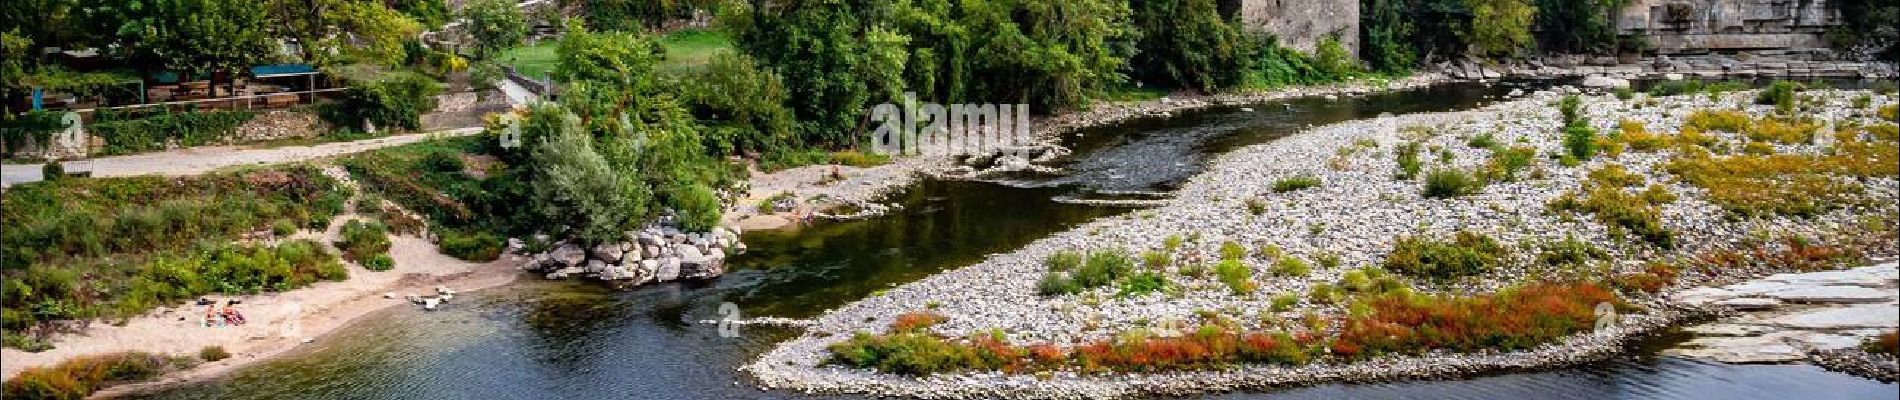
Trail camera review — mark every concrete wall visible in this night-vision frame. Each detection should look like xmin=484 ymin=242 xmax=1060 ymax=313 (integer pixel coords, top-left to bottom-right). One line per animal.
xmin=1239 ymin=0 xmax=1360 ymax=57
xmin=1616 ymin=0 xmax=1840 ymax=54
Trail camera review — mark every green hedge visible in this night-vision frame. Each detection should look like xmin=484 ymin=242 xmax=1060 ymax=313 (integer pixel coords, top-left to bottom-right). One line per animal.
xmin=324 ymin=73 xmax=441 ymax=132
xmin=89 ymin=111 xmax=259 ymax=156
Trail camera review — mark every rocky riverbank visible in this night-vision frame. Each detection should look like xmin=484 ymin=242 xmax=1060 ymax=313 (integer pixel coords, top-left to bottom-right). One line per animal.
xmin=743 ymin=85 xmax=1899 ymax=398
xmin=1664 ymin=261 xmax=1899 ymax=381
xmin=1440 ymin=51 xmax=1898 ymax=82
xmin=723 ymin=73 xmax=1462 ymax=229
xmin=518 ymin=220 xmax=746 ymax=286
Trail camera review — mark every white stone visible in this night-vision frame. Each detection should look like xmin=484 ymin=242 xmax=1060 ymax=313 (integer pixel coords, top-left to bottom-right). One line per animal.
xmin=1766 ymin=286 xmax=1893 ymax=304
xmin=1712 ymin=297 xmax=1783 ymax=310
xmin=1764 ymin=304 xmax=1900 ymax=330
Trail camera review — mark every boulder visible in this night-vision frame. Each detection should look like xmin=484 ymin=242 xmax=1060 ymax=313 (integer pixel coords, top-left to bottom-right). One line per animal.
xmin=657 ymin=257 xmax=681 ymax=282
xmin=592 ymin=244 xmax=624 ymax=263
xmin=1580 ymin=75 xmax=1630 ymax=89
xmin=552 ymin=243 xmax=586 ymax=267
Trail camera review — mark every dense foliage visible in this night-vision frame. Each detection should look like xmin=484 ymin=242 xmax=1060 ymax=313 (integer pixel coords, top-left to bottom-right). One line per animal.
xmin=462 ymin=0 xmax=529 ymax=59
xmin=2 ymin=351 xmax=194 ymax=400
xmin=728 ymin=0 xmax=1134 ymax=144
xmin=1 ymin=167 xmax=350 ymax=349
xmin=325 ymin=72 xmax=442 ymax=132
xmin=1127 ymin=0 xmax=1249 ymax=92
xmin=1382 ymin=230 xmax=1506 ymax=280
xmin=88 ymin=110 xmax=259 ymax=156
xmin=1532 ymin=0 xmax=1625 ymax=54
xmin=826 ymin=281 xmax=1619 ymax=375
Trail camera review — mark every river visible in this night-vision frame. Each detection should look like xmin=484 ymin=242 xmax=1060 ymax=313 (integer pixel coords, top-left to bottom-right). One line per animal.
xmin=130 ymin=80 xmax=1898 ymax=400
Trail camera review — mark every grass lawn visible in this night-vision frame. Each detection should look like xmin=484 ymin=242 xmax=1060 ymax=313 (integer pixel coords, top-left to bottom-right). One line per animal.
xmin=499 ymin=29 xmax=733 ymax=79
xmin=499 ymin=41 xmax=559 ymax=79
xmin=656 ymin=29 xmax=732 ymax=75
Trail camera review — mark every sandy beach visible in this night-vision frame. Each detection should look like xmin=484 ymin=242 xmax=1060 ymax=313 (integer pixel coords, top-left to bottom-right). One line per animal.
xmin=1 ymin=230 xmax=525 ymax=396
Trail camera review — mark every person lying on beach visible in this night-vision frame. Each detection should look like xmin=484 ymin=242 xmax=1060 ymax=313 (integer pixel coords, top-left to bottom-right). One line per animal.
xmin=222 ymin=301 xmax=246 ymax=326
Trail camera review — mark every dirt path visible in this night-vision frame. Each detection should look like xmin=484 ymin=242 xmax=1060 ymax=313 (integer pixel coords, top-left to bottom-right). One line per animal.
xmin=0 ymin=127 xmax=482 ymax=187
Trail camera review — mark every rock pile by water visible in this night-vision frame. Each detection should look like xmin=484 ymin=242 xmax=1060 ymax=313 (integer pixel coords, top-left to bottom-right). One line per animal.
xmin=743 ymin=87 xmax=1899 ymax=398
xmin=521 ymin=218 xmax=745 ymax=285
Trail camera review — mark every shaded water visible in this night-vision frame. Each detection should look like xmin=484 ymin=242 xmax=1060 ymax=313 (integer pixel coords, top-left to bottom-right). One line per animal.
xmin=131 ymin=80 xmax=1897 ymax=399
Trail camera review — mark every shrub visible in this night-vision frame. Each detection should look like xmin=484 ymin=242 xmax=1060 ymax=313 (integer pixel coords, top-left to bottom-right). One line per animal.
xmin=1742 ymin=141 xmax=1776 ymax=155
xmin=1271 ymin=175 xmax=1321 ymax=193
xmin=89 ymin=110 xmax=260 ymax=155
xmin=1 ymin=351 xmax=187 ymax=400
xmin=1073 ymin=249 xmax=1133 ymax=289
xmin=1663 ymin=130 xmax=1894 ymax=218
xmin=1333 ymin=282 xmax=1617 ymax=359
xmin=361 ymin=253 xmax=395 ymax=271
xmin=40 ymin=162 xmax=62 ymax=181
xmin=1045 ymin=250 xmax=1083 ymax=271
xmin=1484 ymin=146 xmax=1536 ymax=181
xmin=272 ymin=219 xmax=299 ymax=237
xmin=1270 ymin=294 xmax=1299 ymax=312
xmin=1558 ymin=96 xmax=1583 ymax=124
xmin=1755 ymin=80 xmax=1800 ymax=113
xmin=1314 ymin=252 xmax=1342 ymax=270
xmin=336 ymin=220 xmax=392 ymax=265
xmin=1219 ymin=241 xmax=1247 ymax=261
xmin=1536 ymin=236 xmax=1608 ymax=268
xmin=1868 ymin=331 xmax=1899 ymax=357
xmin=1547 ymin=182 xmax=1677 ymax=248
xmin=1118 ymin=272 xmax=1170 ymax=297
xmin=1683 ymin=110 xmax=1751 ymax=133
xmin=1215 ymin=259 xmax=1255 ymax=295
xmin=198 ymin=346 xmax=231 ymax=361
xmin=1307 ymin=283 xmax=1341 ymax=304
xmin=1562 ymin=123 xmax=1598 ymax=160
xmin=891 ymin=312 xmax=946 ymax=333
xmin=1383 ymin=231 xmax=1506 ymax=280
xmin=1271 ymin=256 xmax=1311 ymax=276
xmin=1393 ymin=141 xmax=1423 ymax=180
xmin=1466 ymin=132 xmax=1498 ymax=149
xmin=1422 ymin=169 xmax=1484 ymax=198
xmin=325 ymin=72 xmax=441 ymax=132
xmin=1743 ymin=119 xmax=1817 ymax=144
xmin=1037 ymin=272 xmax=1081 ymax=296
xmin=438 ymin=230 xmax=505 ymax=261
xmin=1244 ymin=197 xmax=1267 ymax=215
xmin=1140 ymin=251 xmax=1172 ymax=269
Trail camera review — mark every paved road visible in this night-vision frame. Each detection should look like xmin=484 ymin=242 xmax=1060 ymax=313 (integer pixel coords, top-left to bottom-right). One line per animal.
xmin=2 ymin=127 xmax=482 ymax=187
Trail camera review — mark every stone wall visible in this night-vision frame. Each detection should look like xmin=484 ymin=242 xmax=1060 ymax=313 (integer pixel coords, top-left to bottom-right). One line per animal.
xmin=1617 ymin=0 xmax=1840 ymax=54
xmin=1238 ymin=0 xmax=1360 ymax=56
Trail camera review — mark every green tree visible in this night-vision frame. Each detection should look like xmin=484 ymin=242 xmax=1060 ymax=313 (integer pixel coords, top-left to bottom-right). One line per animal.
xmin=1127 ymin=0 xmax=1250 ymax=92
xmin=525 ymin=104 xmax=647 ymax=245
xmin=116 ymin=0 xmax=276 ymax=79
xmin=1533 ymin=0 xmax=1624 ymax=55
xmin=552 ymin=27 xmax=659 ymax=92
xmin=461 ymin=0 xmax=527 ymax=59
xmin=324 ymin=0 xmax=423 ymax=65
xmin=1360 ymin=0 xmax=1417 ymax=73
xmin=1462 ymin=0 xmax=1535 ymax=58
xmin=685 ymin=51 xmax=798 ymax=157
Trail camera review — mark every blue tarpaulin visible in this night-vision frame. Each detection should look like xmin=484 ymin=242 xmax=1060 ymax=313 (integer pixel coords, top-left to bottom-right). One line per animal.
xmin=250 ymin=64 xmax=318 ymax=78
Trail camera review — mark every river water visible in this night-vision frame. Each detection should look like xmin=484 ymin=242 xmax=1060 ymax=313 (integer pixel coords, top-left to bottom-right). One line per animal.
xmin=132 ymin=80 xmax=1897 ymax=400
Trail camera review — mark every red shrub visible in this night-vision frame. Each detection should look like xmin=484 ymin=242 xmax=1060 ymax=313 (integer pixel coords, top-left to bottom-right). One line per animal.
xmin=891 ymin=312 xmax=946 ymax=333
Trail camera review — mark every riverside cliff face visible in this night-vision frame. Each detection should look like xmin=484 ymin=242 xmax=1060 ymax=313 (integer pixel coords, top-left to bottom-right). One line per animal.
xmin=1236 ymin=0 xmax=1855 ymax=58
xmin=1617 ymin=0 xmax=1839 ymax=54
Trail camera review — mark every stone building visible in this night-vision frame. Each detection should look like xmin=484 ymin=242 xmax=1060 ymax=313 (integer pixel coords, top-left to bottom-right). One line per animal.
xmin=1238 ymin=0 xmax=1361 ymax=56
xmin=1616 ymin=0 xmax=1840 ymax=54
